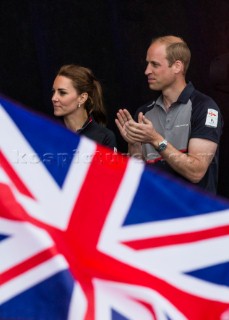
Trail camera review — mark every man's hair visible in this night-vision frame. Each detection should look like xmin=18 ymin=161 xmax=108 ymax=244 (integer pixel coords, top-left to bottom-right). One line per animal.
xmin=151 ymin=35 xmax=191 ymax=75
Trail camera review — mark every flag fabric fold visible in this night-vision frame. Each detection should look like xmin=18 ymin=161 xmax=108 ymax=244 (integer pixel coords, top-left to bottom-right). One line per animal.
xmin=0 ymin=96 xmax=229 ymax=320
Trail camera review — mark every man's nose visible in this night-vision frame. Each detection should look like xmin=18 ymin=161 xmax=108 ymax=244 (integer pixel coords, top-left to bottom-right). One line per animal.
xmin=145 ymin=64 xmax=151 ymax=75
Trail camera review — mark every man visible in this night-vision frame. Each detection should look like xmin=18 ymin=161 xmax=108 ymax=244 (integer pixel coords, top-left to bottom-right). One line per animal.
xmin=115 ymin=35 xmax=223 ymax=194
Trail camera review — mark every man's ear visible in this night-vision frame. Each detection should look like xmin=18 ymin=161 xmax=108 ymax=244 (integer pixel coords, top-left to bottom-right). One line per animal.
xmin=173 ymin=60 xmax=184 ymax=74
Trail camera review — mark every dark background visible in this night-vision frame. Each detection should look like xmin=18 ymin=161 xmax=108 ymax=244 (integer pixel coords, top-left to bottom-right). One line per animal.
xmin=0 ymin=0 xmax=229 ymax=198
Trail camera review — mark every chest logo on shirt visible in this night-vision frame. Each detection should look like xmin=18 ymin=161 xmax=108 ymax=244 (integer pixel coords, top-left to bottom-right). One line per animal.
xmin=205 ymin=109 xmax=218 ymax=128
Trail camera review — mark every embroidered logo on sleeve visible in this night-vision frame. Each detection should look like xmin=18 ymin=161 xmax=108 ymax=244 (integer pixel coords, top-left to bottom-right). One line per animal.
xmin=205 ymin=109 xmax=218 ymax=128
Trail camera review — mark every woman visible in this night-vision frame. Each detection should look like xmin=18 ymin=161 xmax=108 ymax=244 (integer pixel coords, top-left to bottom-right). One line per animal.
xmin=52 ymin=64 xmax=117 ymax=150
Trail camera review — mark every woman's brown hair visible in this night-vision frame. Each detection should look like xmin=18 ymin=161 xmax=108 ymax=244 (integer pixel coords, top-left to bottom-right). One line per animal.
xmin=57 ymin=64 xmax=107 ymax=125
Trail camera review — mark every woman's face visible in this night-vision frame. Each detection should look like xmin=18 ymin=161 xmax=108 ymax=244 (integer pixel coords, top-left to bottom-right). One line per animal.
xmin=52 ymin=75 xmax=81 ymax=117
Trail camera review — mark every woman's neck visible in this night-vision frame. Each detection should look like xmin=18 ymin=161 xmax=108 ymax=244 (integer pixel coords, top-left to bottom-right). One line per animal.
xmin=64 ymin=109 xmax=88 ymax=132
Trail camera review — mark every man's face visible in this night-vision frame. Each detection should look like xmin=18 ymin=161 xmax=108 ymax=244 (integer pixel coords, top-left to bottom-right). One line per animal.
xmin=145 ymin=42 xmax=176 ymax=92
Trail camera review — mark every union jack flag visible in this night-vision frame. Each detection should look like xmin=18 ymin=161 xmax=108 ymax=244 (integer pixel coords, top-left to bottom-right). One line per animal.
xmin=0 ymin=95 xmax=229 ymax=320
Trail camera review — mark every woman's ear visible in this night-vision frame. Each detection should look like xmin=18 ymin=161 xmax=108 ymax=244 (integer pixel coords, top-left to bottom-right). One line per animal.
xmin=79 ymin=92 xmax=88 ymax=104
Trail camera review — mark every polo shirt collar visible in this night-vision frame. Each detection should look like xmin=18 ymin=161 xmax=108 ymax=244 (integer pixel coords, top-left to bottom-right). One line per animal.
xmin=155 ymin=81 xmax=195 ymax=108
xmin=176 ymin=81 xmax=195 ymax=104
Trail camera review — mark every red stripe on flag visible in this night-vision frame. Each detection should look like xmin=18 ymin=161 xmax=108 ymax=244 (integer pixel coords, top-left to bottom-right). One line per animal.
xmin=0 ymin=151 xmax=34 ymax=198
xmin=50 ymin=145 xmax=129 ymax=320
xmin=62 ymin=145 xmax=129 ymax=257
xmin=122 ymin=225 xmax=229 ymax=249
xmin=1 ymin=246 xmax=59 ymax=285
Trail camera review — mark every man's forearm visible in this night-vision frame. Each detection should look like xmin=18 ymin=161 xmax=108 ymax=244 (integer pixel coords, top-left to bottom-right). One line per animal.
xmin=156 ymin=142 xmax=214 ymax=183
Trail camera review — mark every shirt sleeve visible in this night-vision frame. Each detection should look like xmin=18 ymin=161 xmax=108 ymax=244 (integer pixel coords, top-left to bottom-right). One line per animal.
xmin=190 ymin=94 xmax=223 ymax=144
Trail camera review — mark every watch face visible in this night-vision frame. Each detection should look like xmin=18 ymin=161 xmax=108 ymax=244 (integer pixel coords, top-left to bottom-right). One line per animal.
xmin=159 ymin=143 xmax=166 ymax=151
xmin=158 ymin=140 xmax=167 ymax=152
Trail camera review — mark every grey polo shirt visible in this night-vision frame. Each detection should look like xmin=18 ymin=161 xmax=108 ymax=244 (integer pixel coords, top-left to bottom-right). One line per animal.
xmin=134 ymin=82 xmax=223 ymax=194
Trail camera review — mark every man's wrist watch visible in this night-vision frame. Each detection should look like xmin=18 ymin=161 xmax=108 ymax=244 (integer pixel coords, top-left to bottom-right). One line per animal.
xmin=155 ymin=139 xmax=168 ymax=152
